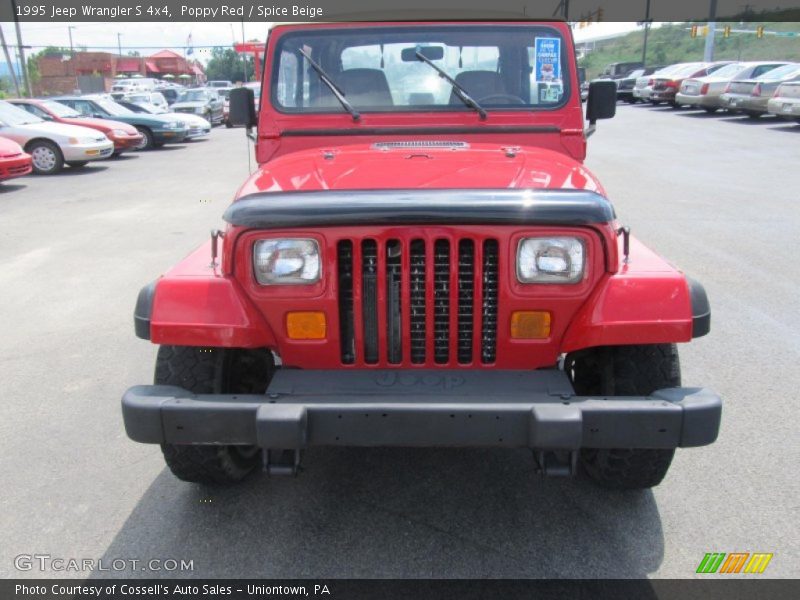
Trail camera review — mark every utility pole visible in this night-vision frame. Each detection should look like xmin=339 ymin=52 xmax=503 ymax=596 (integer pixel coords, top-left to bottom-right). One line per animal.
xmin=703 ymin=0 xmax=718 ymax=62
xmin=0 ymin=24 xmax=21 ymax=96
xmin=10 ymin=0 xmax=32 ymax=97
xmin=641 ymin=0 xmax=652 ymax=66
xmin=67 ymin=26 xmax=75 ymax=76
xmin=117 ymin=33 xmax=122 ymax=56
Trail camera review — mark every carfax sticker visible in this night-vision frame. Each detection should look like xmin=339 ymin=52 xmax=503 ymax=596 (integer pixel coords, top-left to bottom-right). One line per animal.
xmin=534 ymin=37 xmax=562 ymax=84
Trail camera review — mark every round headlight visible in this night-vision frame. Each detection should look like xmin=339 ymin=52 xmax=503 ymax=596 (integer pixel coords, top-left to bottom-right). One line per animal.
xmin=517 ymin=237 xmax=585 ymax=284
xmin=254 ymin=239 xmax=321 ymax=285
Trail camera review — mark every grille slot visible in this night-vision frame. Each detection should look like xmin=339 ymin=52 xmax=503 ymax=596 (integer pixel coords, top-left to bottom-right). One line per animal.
xmin=361 ymin=240 xmax=379 ymax=364
xmin=386 ymin=240 xmax=402 ymax=364
xmin=481 ymin=240 xmax=499 ymax=363
xmin=337 ymin=241 xmax=355 ymax=364
xmin=457 ymin=240 xmax=475 ymax=364
xmin=433 ymin=240 xmax=451 ymax=364
xmin=409 ymin=240 xmax=426 ymax=364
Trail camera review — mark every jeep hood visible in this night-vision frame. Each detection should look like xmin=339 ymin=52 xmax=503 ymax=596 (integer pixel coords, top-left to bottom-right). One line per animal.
xmin=236 ymin=142 xmax=604 ymax=198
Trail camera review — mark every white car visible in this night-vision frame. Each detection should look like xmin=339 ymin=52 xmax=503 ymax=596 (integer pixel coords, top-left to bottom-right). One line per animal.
xmin=0 ymin=101 xmax=113 ymax=174
xmin=110 ymin=78 xmax=156 ymax=96
xmin=123 ymin=91 xmax=169 ymax=112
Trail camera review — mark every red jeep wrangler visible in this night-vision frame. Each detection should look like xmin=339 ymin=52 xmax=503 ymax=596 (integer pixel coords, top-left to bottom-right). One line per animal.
xmin=123 ymin=21 xmax=721 ymax=489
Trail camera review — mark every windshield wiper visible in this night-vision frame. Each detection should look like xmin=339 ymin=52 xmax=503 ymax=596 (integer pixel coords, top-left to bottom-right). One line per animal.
xmin=414 ymin=46 xmax=487 ymax=120
xmin=298 ymin=48 xmax=360 ymax=122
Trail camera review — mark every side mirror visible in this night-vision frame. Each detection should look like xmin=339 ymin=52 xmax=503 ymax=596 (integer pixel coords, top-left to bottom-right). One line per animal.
xmin=229 ymin=87 xmax=257 ymax=128
xmin=586 ymin=80 xmax=617 ymax=124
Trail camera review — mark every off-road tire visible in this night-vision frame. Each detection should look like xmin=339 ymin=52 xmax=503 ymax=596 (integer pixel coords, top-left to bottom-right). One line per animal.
xmin=156 ymin=345 xmax=274 ymax=485
xmin=565 ymin=344 xmax=680 ymax=490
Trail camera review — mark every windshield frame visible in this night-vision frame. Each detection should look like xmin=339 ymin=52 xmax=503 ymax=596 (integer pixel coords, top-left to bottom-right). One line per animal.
xmin=269 ymin=23 xmax=572 ymax=117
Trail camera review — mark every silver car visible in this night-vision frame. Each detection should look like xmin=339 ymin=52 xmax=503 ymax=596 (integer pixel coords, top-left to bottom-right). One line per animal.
xmin=720 ymin=63 xmax=800 ymax=117
xmin=767 ymin=80 xmax=800 ymax=121
xmin=676 ymin=61 xmax=789 ymax=112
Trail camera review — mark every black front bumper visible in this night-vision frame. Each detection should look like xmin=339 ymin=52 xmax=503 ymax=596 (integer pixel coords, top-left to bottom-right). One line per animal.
xmin=122 ymin=370 xmax=721 ymax=450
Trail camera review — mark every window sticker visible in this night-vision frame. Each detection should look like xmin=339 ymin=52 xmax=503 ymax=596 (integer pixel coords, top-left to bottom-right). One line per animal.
xmin=534 ymin=37 xmax=562 ymax=84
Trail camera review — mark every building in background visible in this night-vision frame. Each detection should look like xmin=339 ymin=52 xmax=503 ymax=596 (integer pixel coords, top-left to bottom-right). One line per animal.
xmin=34 ymin=50 xmax=205 ymax=96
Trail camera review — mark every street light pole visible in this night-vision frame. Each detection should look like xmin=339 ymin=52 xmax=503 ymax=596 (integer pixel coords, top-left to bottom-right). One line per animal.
xmin=117 ymin=33 xmax=122 ymax=56
xmin=67 ymin=26 xmax=75 ymax=76
xmin=704 ymin=0 xmax=718 ymax=62
xmin=641 ymin=0 xmax=651 ymax=66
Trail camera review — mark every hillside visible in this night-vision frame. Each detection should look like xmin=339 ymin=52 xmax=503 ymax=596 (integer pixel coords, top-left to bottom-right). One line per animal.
xmin=579 ymin=22 xmax=800 ymax=78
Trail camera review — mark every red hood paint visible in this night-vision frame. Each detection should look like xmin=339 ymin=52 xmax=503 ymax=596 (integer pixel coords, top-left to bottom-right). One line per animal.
xmin=235 ymin=143 xmax=605 ymax=199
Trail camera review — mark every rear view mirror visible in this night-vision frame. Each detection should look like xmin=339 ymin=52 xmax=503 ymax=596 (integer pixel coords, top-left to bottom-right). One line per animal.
xmin=586 ymin=81 xmax=617 ymax=123
xmin=229 ymin=87 xmax=257 ymax=128
xmin=402 ymin=46 xmax=444 ymax=62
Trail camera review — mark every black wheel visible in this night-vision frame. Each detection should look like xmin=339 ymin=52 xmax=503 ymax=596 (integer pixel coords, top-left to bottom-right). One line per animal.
xmin=668 ymin=101 xmax=679 ymax=109
xmin=650 ymin=100 xmax=661 ymax=106
xmin=703 ymin=107 xmax=718 ymax=114
xmin=156 ymin=345 xmax=274 ymax=485
xmin=27 ymin=140 xmax=64 ymax=174
xmin=225 ymin=120 xmax=233 ymax=129
xmin=66 ymin=161 xmax=88 ymax=168
xmin=745 ymin=110 xmax=762 ymax=119
xmin=134 ymin=126 xmax=154 ymax=151
xmin=565 ymin=344 xmax=680 ymax=490
xmin=153 ymin=142 xmax=165 ymax=148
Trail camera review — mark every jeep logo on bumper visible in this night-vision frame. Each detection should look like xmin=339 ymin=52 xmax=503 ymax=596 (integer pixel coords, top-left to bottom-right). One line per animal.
xmin=375 ymin=372 xmax=465 ymax=390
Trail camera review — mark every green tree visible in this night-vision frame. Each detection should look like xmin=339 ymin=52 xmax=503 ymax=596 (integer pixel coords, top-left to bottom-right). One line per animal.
xmin=205 ymin=47 xmax=254 ymax=83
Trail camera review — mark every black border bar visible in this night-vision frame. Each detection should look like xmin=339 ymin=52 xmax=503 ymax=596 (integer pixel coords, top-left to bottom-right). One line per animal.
xmin=223 ymin=189 xmax=617 ymax=229
xmin=3 ymin=579 xmax=799 ymax=600
xmin=3 ymin=0 xmax=800 ymax=22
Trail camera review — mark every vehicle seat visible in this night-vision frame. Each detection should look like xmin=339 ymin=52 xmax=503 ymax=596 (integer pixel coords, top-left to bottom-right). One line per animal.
xmin=449 ymin=70 xmax=507 ymax=104
xmin=312 ymin=68 xmax=394 ymax=108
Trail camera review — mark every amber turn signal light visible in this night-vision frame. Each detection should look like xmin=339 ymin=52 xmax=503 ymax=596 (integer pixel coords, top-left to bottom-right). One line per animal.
xmin=286 ymin=311 xmax=327 ymax=340
xmin=510 ymin=311 xmax=551 ymax=339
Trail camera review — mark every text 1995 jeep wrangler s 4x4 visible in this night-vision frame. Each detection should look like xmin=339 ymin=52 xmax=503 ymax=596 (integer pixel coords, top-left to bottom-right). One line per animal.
xmin=123 ymin=21 xmax=721 ymax=489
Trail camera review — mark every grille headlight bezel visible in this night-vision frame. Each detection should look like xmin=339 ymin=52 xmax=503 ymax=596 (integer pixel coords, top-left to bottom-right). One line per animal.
xmin=253 ymin=238 xmax=321 ymax=285
xmin=516 ymin=237 xmax=586 ymax=284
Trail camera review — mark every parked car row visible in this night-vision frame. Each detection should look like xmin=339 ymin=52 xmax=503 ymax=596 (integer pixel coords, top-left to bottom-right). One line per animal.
xmin=0 ymin=88 xmax=225 ymax=180
xmin=623 ymin=60 xmax=800 ymax=119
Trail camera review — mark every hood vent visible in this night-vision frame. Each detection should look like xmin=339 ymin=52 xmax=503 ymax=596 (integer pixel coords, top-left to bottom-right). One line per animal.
xmin=373 ymin=141 xmax=469 ymax=150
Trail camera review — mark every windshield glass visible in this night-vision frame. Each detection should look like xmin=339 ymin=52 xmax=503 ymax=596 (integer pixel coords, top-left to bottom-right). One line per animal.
xmin=127 ymin=94 xmax=149 ymax=102
xmin=41 ymin=100 xmax=80 ymax=117
xmin=707 ymin=63 xmax=744 ymax=79
xmin=94 ymin=98 xmax=133 ymax=116
xmin=272 ymin=24 xmax=570 ymax=113
xmin=0 ymin=101 xmax=44 ymax=125
xmin=177 ymin=90 xmax=209 ymax=102
xmin=756 ymin=64 xmax=800 ymax=80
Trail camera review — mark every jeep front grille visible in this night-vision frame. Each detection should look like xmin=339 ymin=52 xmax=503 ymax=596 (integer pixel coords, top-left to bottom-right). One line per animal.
xmin=336 ymin=236 xmax=499 ymax=366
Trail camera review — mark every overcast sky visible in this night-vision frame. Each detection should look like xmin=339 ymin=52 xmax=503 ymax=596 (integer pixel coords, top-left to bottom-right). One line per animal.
xmin=0 ymin=21 xmax=643 ymax=63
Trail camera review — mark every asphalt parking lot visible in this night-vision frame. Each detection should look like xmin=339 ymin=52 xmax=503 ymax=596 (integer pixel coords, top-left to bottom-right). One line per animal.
xmin=1 ymin=106 xmax=798 ymax=579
